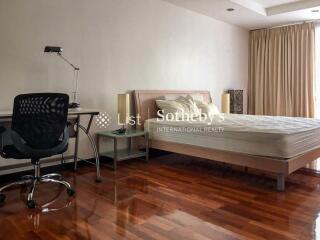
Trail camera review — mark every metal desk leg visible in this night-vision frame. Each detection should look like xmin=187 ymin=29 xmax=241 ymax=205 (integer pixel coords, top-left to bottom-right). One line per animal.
xmin=78 ymin=124 xmax=101 ymax=182
xmin=74 ymin=116 xmax=80 ymax=171
xmin=97 ymin=135 xmax=100 ymax=156
xmin=96 ymin=135 xmax=102 ymax=181
xmin=127 ymin=137 xmax=131 ymax=154
xmin=114 ymin=138 xmax=118 ymax=171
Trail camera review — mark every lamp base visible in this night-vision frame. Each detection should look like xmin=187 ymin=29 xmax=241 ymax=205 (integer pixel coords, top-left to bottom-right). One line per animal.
xmin=69 ymin=102 xmax=80 ymax=109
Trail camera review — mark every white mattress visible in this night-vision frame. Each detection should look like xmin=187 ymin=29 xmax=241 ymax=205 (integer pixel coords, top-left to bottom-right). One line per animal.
xmin=144 ymin=114 xmax=320 ymax=159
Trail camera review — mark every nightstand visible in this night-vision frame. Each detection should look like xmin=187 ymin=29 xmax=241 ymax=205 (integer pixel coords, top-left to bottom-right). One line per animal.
xmin=96 ymin=129 xmax=149 ymax=170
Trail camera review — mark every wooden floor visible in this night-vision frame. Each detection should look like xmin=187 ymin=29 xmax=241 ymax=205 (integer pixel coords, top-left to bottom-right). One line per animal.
xmin=1 ymin=154 xmax=320 ymax=240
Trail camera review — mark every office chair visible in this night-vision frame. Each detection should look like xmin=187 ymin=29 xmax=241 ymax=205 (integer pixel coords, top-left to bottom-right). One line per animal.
xmin=0 ymin=93 xmax=75 ymax=209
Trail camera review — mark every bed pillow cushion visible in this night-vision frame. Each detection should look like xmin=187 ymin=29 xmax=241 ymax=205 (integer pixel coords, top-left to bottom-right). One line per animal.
xmin=186 ymin=94 xmax=223 ymax=120
xmin=198 ymin=102 xmax=224 ymax=122
xmin=158 ymin=94 xmax=186 ymax=101
xmin=197 ymin=102 xmax=220 ymax=116
xmin=176 ymin=96 xmax=202 ymax=118
xmin=189 ymin=94 xmax=204 ymax=103
xmin=156 ymin=100 xmax=186 ymax=119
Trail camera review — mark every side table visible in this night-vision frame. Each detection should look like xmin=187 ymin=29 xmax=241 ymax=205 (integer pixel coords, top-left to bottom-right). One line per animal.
xmin=97 ymin=130 xmax=149 ymax=170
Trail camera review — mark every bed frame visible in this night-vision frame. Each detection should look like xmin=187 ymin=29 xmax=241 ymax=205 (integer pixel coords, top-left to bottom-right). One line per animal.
xmin=134 ymin=90 xmax=320 ymax=191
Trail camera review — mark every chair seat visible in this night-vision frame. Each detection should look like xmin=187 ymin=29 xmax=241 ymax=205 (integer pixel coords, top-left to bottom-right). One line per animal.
xmin=1 ymin=144 xmax=68 ymax=160
xmin=2 ymin=145 xmax=26 ymax=159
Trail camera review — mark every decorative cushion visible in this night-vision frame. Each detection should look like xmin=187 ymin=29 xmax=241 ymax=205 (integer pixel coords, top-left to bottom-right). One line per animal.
xmin=186 ymin=94 xmax=223 ymax=121
xmin=188 ymin=94 xmax=204 ymax=103
xmin=176 ymin=96 xmax=201 ymax=118
xmin=197 ymin=102 xmax=221 ymax=116
xmin=155 ymin=99 xmax=186 ymax=119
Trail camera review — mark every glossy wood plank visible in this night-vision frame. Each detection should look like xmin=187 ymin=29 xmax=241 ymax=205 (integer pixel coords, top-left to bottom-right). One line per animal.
xmin=0 ymin=154 xmax=320 ymax=240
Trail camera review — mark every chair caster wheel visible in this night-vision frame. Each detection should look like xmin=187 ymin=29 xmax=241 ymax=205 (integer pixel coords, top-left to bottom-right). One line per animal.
xmin=0 ymin=194 xmax=6 ymax=203
xmin=95 ymin=178 xmax=102 ymax=183
xmin=27 ymin=200 xmax=36 ymax=209
xmin=67 ymin=188 xmax=75 ymax=197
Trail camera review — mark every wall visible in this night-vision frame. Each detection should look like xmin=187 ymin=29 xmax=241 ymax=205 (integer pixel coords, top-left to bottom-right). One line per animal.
xmin=0 ymin=0 xmax=248 ymax=167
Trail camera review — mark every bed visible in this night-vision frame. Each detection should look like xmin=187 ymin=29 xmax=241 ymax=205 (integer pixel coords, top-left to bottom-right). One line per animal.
xmin=134 ymin=90 xmax=320 ymax=191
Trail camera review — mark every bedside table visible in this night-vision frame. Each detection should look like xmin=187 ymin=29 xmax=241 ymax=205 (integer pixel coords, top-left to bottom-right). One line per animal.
xmin=96 ymin=129 xmax=149 ymax=170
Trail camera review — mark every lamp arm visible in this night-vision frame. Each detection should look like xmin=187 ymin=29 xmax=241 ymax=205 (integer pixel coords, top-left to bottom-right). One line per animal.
xmin=57 ymin=52 xmax=80 ymax=105
xmin=57 ymin=53 xmax=80 ymax=71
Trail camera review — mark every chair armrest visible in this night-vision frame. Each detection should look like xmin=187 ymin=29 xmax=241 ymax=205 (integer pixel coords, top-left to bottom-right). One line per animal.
xmin=0 ymin=126 xmax=7 ymax=155
xmin=0 ymin=126 xmax=6 ymax=134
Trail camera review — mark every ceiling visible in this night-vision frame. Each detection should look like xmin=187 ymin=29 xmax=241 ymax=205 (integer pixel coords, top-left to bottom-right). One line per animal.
xmin=162 ymin=0 xmax=320 ymax=29
xmin=254 ymin=0 xmax=301 ymax=8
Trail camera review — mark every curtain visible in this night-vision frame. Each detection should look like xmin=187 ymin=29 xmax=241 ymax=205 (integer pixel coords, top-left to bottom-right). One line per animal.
xmin=315 ymin=22 xmax=320 ymax=118
xmin=248 ymin=22 xmax=315 ymax=117
xmin=308 ymin=22 xmax=320 ymax=171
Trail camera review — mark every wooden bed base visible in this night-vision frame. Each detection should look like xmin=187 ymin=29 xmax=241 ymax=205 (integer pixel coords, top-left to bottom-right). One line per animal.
xmin=134 ymin=90 xmax=320 ymax=191
xmin=147 ymin=139 xmax=320 ymax=191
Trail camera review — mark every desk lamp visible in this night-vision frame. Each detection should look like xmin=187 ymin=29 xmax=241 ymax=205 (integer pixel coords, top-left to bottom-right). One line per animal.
xmin=113 ymin=94 xmax=130 ymax=134
xmin=44 ymin=46 xmax=80 ymax=109
xmin=221 ymin=92 xmax=230 ymax=114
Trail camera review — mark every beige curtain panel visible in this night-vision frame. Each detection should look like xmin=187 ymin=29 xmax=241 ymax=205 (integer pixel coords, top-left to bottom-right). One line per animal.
xmin=248 ymin=22 xmax=315 ymax=117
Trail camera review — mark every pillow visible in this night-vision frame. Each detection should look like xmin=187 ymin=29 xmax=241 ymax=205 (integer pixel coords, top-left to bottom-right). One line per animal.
xmin=196 ymin=102 xmax=224 ymax=122
xmin=156 ymin=96 xmax=166 ymax=100
xmin=176 ymin=96 xmax=201 ymax=118
xmin=155 ymin=99 xmax=186 ymax=119
xmin=188 ymin=94 xmax=204 ymax=103
xmin=160 ymin=94 xmax=205 ymax=102
xmin=187 ymin=93 xmax=223 ymax=121
xmin=156 ymin=96 xmax=202 ymax=120
xmin=197 ymin=102 xmax=220 ymax=116
xmin=158 ymin=94 xmax=186 ymax=101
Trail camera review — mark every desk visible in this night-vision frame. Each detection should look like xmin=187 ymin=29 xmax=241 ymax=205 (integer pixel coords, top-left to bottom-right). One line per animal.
xmin=0 ymin=108 xmax=101 ymax=182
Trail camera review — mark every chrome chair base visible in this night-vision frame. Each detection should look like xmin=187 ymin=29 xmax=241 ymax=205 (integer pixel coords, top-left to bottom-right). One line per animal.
xmin=0 ymin=163 xmax=75 ymax=209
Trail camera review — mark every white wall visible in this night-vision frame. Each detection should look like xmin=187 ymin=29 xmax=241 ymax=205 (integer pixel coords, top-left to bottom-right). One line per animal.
xmin=0 ymin=0 xmax=248 ymax=166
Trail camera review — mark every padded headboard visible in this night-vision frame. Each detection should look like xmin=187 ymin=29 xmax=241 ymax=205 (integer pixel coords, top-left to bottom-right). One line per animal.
xmin=133 ymin=90 xmax=212 ymax=130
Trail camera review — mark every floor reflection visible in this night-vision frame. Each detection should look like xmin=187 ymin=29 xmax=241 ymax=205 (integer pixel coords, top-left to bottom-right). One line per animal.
xmin=306 ymin=158 xmax=320 ymax=171
xmin=0 ymin=156 xmax=320 ymax=239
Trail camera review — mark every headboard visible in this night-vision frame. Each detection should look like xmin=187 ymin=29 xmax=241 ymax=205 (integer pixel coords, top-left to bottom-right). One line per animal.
xmin=133 ymin=90 xmax=212 ymax=130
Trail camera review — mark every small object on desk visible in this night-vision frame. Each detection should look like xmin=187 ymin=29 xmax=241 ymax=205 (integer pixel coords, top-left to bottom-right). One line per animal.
xmin=112 ymin=128 xmax=127 ymax=135
xmin=69 ymin=102 xmax=80 ymax=109
xmin=97 ymin=129 xmax=149 ymax=171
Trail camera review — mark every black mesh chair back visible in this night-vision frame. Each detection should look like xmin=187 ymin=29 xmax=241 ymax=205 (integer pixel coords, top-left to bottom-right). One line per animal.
xmin=11 ymin=93 xmax=69 ymax=150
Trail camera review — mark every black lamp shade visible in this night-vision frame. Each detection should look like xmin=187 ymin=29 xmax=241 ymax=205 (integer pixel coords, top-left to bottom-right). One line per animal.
xmin=44 ymin=46 xmax=63 ymax=53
